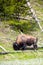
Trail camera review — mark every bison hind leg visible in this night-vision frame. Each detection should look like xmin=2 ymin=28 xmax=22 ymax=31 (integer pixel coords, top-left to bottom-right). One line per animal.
xmin=33 ymin=44 xmax=38 ymax=50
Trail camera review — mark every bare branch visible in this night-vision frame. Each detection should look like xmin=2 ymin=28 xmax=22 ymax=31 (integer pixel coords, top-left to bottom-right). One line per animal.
xmin=26 ymin=0 xmax=43 ymax=32
xmin=0 ymin=46 xmax=7 ymax=52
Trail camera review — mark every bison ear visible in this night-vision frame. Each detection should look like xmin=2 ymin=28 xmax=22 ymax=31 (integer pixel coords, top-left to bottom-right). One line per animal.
xmin=13 ymin=42 xmax=20 ymax=50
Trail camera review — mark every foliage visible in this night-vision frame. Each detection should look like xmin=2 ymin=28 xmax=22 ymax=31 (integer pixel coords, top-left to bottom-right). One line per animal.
xmin=0 ymin=0 xmax=27 ymax=17
xmin=6 ymin=19 xmax=39 ymax=32
xmin=36 ymin=0 xmax=43 ymax=5
xmin=0 ymin=0 xmax=43 ymax=32
xmin=0 ymin=0 xmax=43 ymax=17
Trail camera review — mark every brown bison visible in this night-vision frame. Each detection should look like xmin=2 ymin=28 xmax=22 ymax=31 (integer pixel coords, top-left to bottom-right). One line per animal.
xmin=13 ymin=34 xmax=38 ymax=50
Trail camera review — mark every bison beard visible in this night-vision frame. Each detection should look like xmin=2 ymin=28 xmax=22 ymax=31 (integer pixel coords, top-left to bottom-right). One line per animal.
xmin=13 ymin=34 xmax=38 ymax=50
xmin=13 ymin=42 xmax=26 ymax=50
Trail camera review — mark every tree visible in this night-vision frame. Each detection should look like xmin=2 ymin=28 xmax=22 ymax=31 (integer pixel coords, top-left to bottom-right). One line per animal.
xmin=0 ymin=0 xmax=30 ymax=18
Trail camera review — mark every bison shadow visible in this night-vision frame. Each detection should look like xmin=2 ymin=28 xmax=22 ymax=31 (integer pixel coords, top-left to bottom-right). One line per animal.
xmin=25 ymin=46 xmax=43 ymax=50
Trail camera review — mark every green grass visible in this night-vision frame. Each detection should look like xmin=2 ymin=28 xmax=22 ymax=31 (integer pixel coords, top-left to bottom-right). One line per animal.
xmin=0 ymin=0 xmax=43 ymax=61
xmin=0 ymin=41 xmax=43 ymax=61
xmin=0 ymin=30 xmax=43 ymax=61
xmin=0 ymin=50 xmax=43 ymax=61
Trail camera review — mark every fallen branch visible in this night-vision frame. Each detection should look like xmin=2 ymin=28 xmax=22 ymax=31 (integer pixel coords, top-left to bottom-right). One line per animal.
xmin=0 ymin=50 xmax=43 ymax=55
xmin=26 ymin=0 xmax=43 ymax=32
xmin=13 ymin=15 xmax=31 ymax=21
xmin=0 ymin=46 xmax=7 ymax=52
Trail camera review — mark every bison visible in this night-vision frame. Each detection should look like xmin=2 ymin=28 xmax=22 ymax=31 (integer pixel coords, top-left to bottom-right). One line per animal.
xmin=13 ymin=34 xmax=38 ymax=50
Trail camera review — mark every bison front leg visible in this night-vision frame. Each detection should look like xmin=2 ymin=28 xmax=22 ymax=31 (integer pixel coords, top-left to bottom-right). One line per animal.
xmin=21 ymin=43 xmax=26 ymax=50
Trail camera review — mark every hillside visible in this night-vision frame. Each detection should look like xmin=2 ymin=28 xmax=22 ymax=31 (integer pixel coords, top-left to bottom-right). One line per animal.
xmin=0 ymin=0 xmax=43 ymax=64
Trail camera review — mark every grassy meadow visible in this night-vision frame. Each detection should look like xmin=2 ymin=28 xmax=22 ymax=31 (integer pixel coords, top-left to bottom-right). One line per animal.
xmin=0 ymin=0 xmax=43 ymax=65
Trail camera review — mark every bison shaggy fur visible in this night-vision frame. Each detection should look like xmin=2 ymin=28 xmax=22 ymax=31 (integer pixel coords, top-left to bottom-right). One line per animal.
xmin=13 ymin=34 xmax=38 ymax=50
